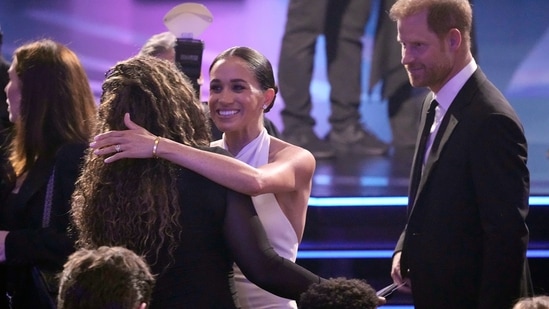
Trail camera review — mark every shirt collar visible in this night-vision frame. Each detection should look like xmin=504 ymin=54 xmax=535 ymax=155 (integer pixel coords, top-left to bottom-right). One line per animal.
xmin=433 ymin=58 xmax=478 ymax=112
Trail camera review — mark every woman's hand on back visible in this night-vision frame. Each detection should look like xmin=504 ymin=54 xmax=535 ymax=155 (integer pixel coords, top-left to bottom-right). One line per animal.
xmin=90 ymin=113 xmax=157 ymax=163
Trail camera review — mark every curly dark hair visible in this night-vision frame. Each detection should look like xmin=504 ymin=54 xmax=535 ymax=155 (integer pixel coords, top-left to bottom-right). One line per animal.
xmin=71 ymin=55 xmax=211 ymax=265
xmin=299 ymin=277 xmax=378 ymax=309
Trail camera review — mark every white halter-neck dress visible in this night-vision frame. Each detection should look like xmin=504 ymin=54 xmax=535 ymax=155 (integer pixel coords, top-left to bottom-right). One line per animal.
xmin=211 ymin=128 xmax=299 ymax=309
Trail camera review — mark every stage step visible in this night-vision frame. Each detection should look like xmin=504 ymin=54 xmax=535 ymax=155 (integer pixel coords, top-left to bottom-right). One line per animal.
xmin=296 ymin=199 xmax=549 ymax=307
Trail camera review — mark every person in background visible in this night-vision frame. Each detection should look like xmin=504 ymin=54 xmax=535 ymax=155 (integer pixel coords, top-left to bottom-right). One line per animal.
xmin=277 ymin=0 xmax=389 ymax=159
xmin=90 ymin=46 xmax=317 ymax=309
xmin=298 ymin=277 xmax=378 ymax=309
xmin=0 ymin=26 xmax=12 ymax=211
xmin=138 ymin=31 xmax=177 ymax=63
xmin=76 ymin=54 xmax=325 ymax=308
xmin=513 ymin=295 xmax=549 ymax=309
xmin=0 ymin=27 xmax=10 ymax=137
xmin=369 ymin=0 xmax=427 ymax=149
xmin=0 ymin=38 xmax=96 ymax=308
xmin=388 ymin=0 xmax=531 ymax=308
xmin=58 ymin=246 xmax=155 ymax=309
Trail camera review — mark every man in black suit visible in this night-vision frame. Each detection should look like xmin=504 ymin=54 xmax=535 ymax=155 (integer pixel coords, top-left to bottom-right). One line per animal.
xmin=388 ymin=1 xmax=531 ymax=308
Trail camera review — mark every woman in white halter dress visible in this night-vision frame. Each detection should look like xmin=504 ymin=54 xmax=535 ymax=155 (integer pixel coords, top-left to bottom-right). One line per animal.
xmin=90 ymin=46 xmax=316 ymax=309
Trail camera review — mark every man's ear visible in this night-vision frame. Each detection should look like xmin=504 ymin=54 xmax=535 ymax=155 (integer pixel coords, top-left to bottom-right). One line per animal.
xmin=448 ymin=28 xmax=462 ymax=50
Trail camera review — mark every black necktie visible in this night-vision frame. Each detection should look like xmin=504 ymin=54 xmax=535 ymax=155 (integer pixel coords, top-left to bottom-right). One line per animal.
xmin=409 ymin=100 xmax=438 ymax=204
xmin=418 ymin=100 xmax=438 ymax=165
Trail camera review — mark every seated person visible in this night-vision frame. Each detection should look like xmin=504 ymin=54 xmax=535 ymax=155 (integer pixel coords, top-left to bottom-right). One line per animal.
xmin=57 ymin=246 xmax=155 ymax=309
xmin=299 ymin=277 xmax=378 ymax=309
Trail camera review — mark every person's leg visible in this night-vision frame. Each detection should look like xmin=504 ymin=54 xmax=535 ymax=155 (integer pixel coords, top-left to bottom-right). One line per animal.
xmin=278 ymin=0 xmax=335 ymax=158
xmin=324 ymin=0 xmax=389 ymax=155
xmin=324 ymin=0 xmax=368 ymax=132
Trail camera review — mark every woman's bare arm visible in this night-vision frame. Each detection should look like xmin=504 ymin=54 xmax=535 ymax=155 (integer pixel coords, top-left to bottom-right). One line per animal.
xmin=91 ymin=113 xmax=315 ymax=196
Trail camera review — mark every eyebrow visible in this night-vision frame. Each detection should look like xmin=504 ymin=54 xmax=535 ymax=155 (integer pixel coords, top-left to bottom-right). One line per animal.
xmin=210 ymin=78 xmax=248 ymax=84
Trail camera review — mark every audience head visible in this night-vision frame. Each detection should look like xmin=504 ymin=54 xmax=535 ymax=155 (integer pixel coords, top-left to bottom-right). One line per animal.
xmin=299 ymin=277 xmax=378 ymax=309
xmin=138 ymin=32 xmax=204 ymax=99
xmin=5 ymin=38 xmax=96 ymax=175
xmin=72 ymin=55 xmax=210 ymax=265
xmin=513 ymin=296 xmax=549 ymax=309
xmin=138 ymin=32 xmax=176 ymax=63
xmin=58 ymin=246 xmax=155 ymax=309
xmin=208 ymin=46 xmax=278 ymax=114
xmin=389 ymin=0 xmax=473 ymax=50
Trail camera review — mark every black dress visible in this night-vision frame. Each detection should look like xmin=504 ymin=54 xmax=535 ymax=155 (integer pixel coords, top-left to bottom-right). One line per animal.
xmin=144 ymin=149 xmax=321 ymax=308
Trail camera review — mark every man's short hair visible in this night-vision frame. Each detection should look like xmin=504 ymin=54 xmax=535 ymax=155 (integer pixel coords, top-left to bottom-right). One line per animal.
xmin=58 ymin=246 xmax=155 ymax=309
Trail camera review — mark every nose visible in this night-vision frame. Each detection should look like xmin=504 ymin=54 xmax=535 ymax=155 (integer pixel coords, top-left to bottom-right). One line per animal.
xmin=401 ymin=47 xmax=413 ymax=66
xmin=215 ymin=89 xmax=234 ymax=104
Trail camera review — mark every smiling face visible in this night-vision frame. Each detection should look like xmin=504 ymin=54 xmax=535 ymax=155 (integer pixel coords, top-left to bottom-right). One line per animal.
xmin=397 ymin=9 xmax=454 ymax=93
xmin=5 ymin=58 xmax=22 ymax=123
xmin=208 ymin=56 xmax=272 ymax=139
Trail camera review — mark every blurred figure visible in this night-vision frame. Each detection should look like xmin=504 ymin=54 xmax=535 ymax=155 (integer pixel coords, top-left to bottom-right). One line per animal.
xmin=299 ymin=277 xmax=378 ymax=309
xmin=0 ymin=39 xmax=96 ymax=308
xmin=75 ymin=55 xmax=323 ymax=308
xmin=0 ymin=26 xmax=12 ymax=214
xmin=138 ymin=31 xmax=176 ymax=63
xmin=389 ymin=0 xmax=531 ymax=308
xmin=513 ymin=295 xmax=549 ymax=309
xmin=278 ymin=0 xmax=389 ymax=159
xmin=370 ymin=0 xmax=427 ymax=149
xmin=0 ymin=26 xmax=11 ymax=146
xmin=89 ymin=47 xmax=316 ymax=309
xmin=58 ymin=246 xmax=155 ymax=309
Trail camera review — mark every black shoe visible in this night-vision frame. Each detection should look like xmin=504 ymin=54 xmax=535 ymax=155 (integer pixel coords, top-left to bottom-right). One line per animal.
xmin=283 ymin=130 xmax=336 ymax=159
xmin=327 ymin=125 xmax=390 ymax=156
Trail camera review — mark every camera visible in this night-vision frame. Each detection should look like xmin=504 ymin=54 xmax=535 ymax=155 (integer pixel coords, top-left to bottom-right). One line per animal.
xmin=164 ymin=2 xmax=213 ymax=97
xmin=175 ymin=38 xmax=204 ymax=97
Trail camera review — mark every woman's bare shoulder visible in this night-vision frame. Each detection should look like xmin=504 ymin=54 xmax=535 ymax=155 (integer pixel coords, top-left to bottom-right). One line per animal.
xmin=269 ymin=136 xmax=315 ymax=166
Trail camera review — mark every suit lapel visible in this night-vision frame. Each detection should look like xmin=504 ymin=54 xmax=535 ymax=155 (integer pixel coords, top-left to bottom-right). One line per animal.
xmin=418 ymin=113 xmax=459 ymax=193
xmin=14 ymin=155 xmax=55 ymax=209
xmin=408 ymin=93 xmax=434 ymax=208
xmin=409 ymin=68 xmax=486 ymax=213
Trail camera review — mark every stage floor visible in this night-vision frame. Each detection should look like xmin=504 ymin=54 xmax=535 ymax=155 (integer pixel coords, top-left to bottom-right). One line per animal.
xmin=311 ymin=143 xmax=549 ymax=198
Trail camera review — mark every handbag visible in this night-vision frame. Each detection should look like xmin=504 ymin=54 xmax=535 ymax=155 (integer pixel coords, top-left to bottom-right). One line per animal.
xmin=31 ymin=169 xmax=58 ymax=309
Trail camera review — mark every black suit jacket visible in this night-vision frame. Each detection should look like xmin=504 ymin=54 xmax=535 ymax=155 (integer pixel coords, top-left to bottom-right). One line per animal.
xmin=395 ymin=68 xmax=531 ymax=309
xmin=0 ymin=143 xmax=86 ymax=308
